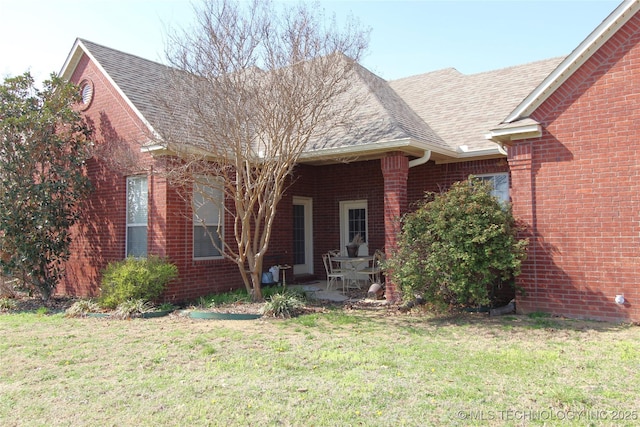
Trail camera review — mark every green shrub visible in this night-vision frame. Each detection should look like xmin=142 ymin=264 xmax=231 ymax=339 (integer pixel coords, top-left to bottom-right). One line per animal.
xmin=198 ymin=288 xmax=251 ymax=308
xmin=261 ymin=291 xmax=306 ymax=318
xmin=99 ymin=256 xmax=178 ymax=309
xmin=195 ymin=286 xmax=284 ymax=309
xmin=385 ymin=179 xmax=528 ymax=309
xmin=0 ymin=297 xmax=17 ymax=311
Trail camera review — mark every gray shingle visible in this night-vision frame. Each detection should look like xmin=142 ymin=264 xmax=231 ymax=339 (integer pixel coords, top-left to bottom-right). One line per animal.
xmin=389 ymin=57 xmax=564 ymax=153
xmin=306 ymin=61 xmax=448 ymax=152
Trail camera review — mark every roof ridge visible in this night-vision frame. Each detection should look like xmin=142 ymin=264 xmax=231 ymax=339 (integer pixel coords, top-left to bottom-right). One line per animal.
xmin=466 ymin=56 xmax=567 ymax=77
xmin=78 ymin=38 xmax=171 ymax=70
xmin=390 ymin=67 xmax=461 ymax=83
xmin=352 ymin=62 xmax=448 ymax=149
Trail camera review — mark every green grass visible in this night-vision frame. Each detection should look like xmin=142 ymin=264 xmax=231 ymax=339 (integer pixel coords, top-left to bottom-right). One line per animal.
xmin=0 ymin=310 xmax=639 ymax=426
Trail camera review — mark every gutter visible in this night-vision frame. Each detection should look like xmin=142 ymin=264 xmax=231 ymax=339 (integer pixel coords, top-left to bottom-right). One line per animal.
xmin=143 ymin=136 xmax=504 ymax=164
xmin=409 ymin=150 xmax=431 ymax=168
xmin=298 ymin=137 xmax=457 ymax=162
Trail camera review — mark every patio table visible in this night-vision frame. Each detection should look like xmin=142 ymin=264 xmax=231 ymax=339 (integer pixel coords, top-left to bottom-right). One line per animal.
xmin=331 ymin=255 xmax=374 ymax=289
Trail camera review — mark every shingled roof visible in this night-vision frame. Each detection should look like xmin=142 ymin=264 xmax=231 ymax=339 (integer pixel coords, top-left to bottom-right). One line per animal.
xmin=61 ymin=38 xmax=564 ymax=163
xmin=389 ymin=57 xmax=564 ymax=155
xmin=304 ymin=61 xmax=448 ymax=155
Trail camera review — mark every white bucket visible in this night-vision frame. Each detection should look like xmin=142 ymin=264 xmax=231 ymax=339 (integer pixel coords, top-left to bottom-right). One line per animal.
xmin=269 ymin=266 xmax=280 ymax=282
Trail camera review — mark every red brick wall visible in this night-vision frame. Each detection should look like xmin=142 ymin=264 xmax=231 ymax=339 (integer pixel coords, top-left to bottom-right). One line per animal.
xmin=407 ymin=158 xmax=510 ymax=202
xmin=62 ymin=53 xmax=151 ymax=296
xmin=62 ymin=52 xmax=250 ymax=302
xmin=511 ymin=12 xmax=640 ymax=322
xmin=160 ymin=182 xmax=247 ymax=303
xmin=305 ymin=160 xmax=385 ymax=276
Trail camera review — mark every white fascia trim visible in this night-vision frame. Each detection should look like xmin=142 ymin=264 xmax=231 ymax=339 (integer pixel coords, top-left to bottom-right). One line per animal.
xmin=504 ymin=0 xmax=640 ymax=123
xmin=141 ymin=143 xmax=168 ymax=153
xmin=59 ymin=39 xmax=162 ymax=142
xmin=299 ymin=138 xmax=457 ymax=161
xmin=485 ymin=123 xmax=542 ymax=143
xmin=456 ymin=146 xmax=507 ymax=159
xmin=59 ymin=38 xmax=83 ymax=80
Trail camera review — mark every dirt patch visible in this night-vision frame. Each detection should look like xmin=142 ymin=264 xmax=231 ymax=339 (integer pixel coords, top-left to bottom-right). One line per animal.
xmin=0 ymin=294 xmax=77 ymax=313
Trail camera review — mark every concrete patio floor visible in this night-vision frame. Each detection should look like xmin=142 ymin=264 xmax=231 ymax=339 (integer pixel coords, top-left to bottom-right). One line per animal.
xmin=288 ymin=281 xmax=382 ymax=303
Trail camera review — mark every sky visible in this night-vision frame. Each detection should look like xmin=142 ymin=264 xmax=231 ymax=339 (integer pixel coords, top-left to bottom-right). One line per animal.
xmin=0 ymin=0 xmax=623 ymax=84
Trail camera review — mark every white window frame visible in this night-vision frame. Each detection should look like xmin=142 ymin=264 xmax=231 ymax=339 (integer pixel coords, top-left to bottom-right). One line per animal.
xmin=125 ymin=176 xmax=148 ymax=258
xmin=193 ymin=177 xmax=224 ymax=260
xmin=474 ymin=173 xmax=510 ymax=204
xmin=339 ymin=200 xmax=369 ymax=256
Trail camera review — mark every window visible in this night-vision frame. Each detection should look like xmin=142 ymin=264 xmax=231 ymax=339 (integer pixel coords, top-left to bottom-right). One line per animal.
xmin=474 ymin=173 xmax=509 ymax=204
xmin=348 ymin=207 xmax=367 ymax=244
xmin=193 ymin=178 xmax=224 ymax=259
xmin=126 ymin=176 xmax=148 ymax=257
xmin=339 ymin=200 xmax=369 ymax=255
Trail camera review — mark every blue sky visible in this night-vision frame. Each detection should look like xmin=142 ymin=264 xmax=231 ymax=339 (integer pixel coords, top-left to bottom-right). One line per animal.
xmin=0 ymin=0 xmax=621 ymax=83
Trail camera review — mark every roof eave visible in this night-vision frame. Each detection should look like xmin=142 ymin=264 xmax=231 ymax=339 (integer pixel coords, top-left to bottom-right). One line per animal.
xmin=485 ymin=123 xmax=542 ymax=146
xmin=504 ymin=0 xmax=640 ymax=123
xmin=59 ymin=38 xmax=84 ymax=80
xmin=298 ymin=138 xmax=457 ymax=165
xmin=141 ymin=143 xmax=169 ymax=154
xmin=143 ymin=137 xmax=505 ymax=165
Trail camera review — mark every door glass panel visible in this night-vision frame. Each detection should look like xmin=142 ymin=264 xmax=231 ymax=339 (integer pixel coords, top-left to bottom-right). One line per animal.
xmin=348 ymin=208 xmax=367 ymax=243
xmin=293 ymin=204 xmax=305 ymax=265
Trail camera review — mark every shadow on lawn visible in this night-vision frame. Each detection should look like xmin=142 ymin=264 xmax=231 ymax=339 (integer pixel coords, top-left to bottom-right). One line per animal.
xmin=337 ymin=293 xmax=632 ymax=334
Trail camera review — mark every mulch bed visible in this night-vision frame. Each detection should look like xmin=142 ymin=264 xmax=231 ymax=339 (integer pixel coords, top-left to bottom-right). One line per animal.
xmin=0 ymin=285 xmax=393 ymax=317
xmin=1 ymin=294 xmax=77 ymax=313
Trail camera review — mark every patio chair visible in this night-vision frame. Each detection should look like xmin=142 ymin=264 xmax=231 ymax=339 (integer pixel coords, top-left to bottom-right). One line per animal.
xmin=322 ymin=252 xmax=347 ymax=292
xmin=328 ymin=249 xmax=351 ymax=272
xmin=360 ymin=249 xmax=384 ymax=285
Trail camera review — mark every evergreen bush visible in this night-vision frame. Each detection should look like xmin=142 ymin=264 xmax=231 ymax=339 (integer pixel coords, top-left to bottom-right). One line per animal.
xmin=99 ymin=256 xmax=178 ymax=309
xmin=385 ymin=179 xmax=528 ymax=309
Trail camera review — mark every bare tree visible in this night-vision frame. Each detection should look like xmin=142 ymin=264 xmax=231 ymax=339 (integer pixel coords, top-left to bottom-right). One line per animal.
xmin=156 ymin=0 xmax=369 ymax=300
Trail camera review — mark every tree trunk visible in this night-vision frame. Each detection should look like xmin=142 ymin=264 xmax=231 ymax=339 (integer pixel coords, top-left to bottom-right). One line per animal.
xmin=251 ymin=271 xmax=263 ymax=301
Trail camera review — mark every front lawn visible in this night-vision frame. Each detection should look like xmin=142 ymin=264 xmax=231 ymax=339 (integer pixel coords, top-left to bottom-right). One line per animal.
xmin=0 ymin=309 xmax=638 ymax=426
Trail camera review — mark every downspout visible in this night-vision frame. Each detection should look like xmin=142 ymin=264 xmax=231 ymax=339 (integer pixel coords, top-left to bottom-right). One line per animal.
xmin=408 ymin=150 xmax=431 ymax=168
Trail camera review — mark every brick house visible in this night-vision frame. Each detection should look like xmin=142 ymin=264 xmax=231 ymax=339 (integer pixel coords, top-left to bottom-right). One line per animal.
xmin=59 ymin=0 xmax=638 ymax=321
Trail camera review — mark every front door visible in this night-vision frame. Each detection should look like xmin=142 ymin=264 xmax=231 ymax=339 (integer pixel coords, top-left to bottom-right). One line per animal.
xmin=293 ymin=197 xmax=313 ymax=275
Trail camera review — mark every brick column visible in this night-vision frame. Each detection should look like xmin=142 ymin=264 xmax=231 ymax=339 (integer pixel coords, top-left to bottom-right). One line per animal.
xmin=381 ymin=153 xmax=409 ymax=303
xmin=507 ymin=142 xmax=536 ymax=313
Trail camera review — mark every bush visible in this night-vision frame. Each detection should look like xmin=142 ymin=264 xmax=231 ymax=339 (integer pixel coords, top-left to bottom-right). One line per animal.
xmin=198 ymin=288 xmax=251 ymax=308
xmin=261 ymin=291 xmax=306 ymax=318
xmin=385 ymin=179 xmax=528 ymax=309
xmin=0 ymin=297 xmax=17 ymax=311
xmin=99 ymin=256 xmax=178 ymax=309
xmin=65 ymin=299 xmax=101 ymax=317
xmin=112 ymin=299 xmax=155 ymax=320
